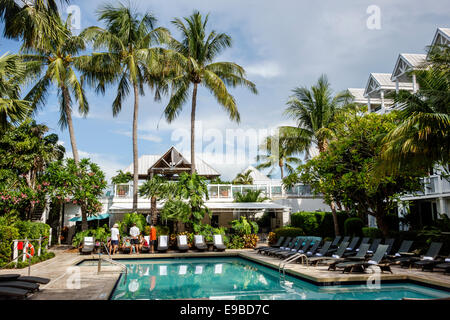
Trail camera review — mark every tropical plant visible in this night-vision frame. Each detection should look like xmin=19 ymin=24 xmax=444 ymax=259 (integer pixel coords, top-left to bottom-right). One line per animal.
xmin=111 ymin=170 xmax=132 ymax=185
xmin=230 ymin=216 xmax=259 ymax=236
xmin=118 ymin=212 xmax=146 ymax=236
xmin=256 ymin=134 xmax=302 ymax=179
xmin=381 ymin=43 xmax=450 ymax=175
xmin=234 ymin=189 xmax=268 ymax=203
xmin=163 ymin=11 xmax=257 ymax=174
xmin=0 ymin=53 xmax=32 ymax=131
xmin=80 ymin=2 xmax=170 ymax=211
xmin=0 ymin=0 xmax=68 ymax=50
xmin=24 ymin=15 xmax=88 ymax=166
xmin=232 ymin=170 xmax=253 ymax=185
xmin=139 ymin=175 xmax=168 ymax=225
xmin=281 ymin=74 xmax=353 ymax=235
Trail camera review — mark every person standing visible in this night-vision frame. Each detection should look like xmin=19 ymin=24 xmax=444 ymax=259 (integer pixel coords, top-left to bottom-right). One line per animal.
xmin=129 ymin=223 xmax=140 ymax=254
xmin=150 ymin=224 xmax=157 ymax=254
xmin=110 ymin=223 xmax=120 ymax=255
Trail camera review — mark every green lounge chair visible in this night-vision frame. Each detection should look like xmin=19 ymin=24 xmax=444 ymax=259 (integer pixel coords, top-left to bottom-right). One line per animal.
xmin=277 ymin=240 xmax=312 ymax=259
xmin=258 ymin=237 xmax=291 ymax=254
xmin=434 ymin=256 xmax=450 ymax=274
xmin=388 ymin=240 xmax=414 ymax=261
xmin=330 ymin=236 xmax=341 ymax=248
xmin=255 ymin=236 xmax=285 ymax=251
xmin=267 ymin=237 xmax=298 ymax=256
xmin=412 ymin=242 xmax=443 ymax=271
xmin=309 ymin=241 xmax=332 ymax=258
xmin=305 ymin=241 xmax=321 ymax=257
xmin=366 ymin=238 xmax=381 ymax=255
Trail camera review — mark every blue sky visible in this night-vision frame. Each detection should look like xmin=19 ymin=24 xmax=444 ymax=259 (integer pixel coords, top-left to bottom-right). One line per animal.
xmin=1 ymin=0 xmax=449 ymax=181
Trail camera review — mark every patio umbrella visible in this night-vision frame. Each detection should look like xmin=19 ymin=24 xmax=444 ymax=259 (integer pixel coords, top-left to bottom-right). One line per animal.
xmin=69 ymin=213 xmax=110 ymax=222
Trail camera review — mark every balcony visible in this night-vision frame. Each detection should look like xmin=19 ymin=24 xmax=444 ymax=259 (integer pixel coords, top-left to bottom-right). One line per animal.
xmin=401 ymin=175 xmax=450 ymax=200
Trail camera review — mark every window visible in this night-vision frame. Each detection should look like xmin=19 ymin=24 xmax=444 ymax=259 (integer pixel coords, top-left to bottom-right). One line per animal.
xmin=211 ymin=215 xmax=219 ymax=228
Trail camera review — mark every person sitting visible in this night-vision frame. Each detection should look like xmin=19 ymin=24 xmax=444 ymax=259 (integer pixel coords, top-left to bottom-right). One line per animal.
xmin=122 ymin=238 xmax=132 ymax=254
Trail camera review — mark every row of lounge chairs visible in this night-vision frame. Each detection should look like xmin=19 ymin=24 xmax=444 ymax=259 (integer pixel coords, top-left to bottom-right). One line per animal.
xmin=81 ymin=234 xmax=227 ymax=254
xmin=256 ymin=235 xmax=450 ymax=274
xmin=0 ymin=274 xmax=50 ymax=300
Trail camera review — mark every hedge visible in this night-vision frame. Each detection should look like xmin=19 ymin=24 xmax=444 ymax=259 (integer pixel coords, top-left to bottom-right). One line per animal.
xmin=290 ymin=211 xmax=351 ymax=238
xmin=273 ymin=227 xmax=304 ymax=239
xmin=362 ymin=227 xmax=383 ymax=239
xmin=344 ymin=218 xmax=364 ymax=237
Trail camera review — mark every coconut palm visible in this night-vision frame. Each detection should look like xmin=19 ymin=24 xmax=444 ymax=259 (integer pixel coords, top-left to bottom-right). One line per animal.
xmin=0 ymin=0 xmax=68 ymax=50
xmin=381 ymin=44 xmax=450 ymax=175
xmin=139 ymin=175 xmax=168 ymax=225
xmin=24 ymin=15 xmax=88 ymax=166
xmin=282 ymin=74 xmax=352 ymax=236
xmin=0 ymin=53 xmax=32 ymax=131
xmin=164 ymin=11 xmax=257 ymax=174
xmin=80 ymin=2 xmax=170 ymax=212
xmin=232 ymin=170 xmax=254 ymax=185
xmin=256 ymin=134 xmax=302 ymax=179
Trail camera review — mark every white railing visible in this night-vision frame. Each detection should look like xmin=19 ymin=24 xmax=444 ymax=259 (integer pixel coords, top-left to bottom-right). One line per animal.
xmin=402 ymin=175 xmax=450 ymax=199
xmin=109 ymin=183 xmax=317 ymax=199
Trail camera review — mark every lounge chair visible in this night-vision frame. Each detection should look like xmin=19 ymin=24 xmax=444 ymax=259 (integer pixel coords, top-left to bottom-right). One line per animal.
xmin=343 ymin=240 xmax=372 ymax=257
xmin=304 ymin=241 xmax=321 ymax=257
xmin=266 ymin=237 xmax=299 ymax=256
xmin=177 ymin=235 xmax=189 ymax=252
xmin=141 ymin=236 xmax=151 ymax=253
xmin=328 ymin=244 xmax=370 ymax=271
xmin=157 ymin=235 xmax=169 ymax=252
xmin=308 ymin=241 xmax=349 ymax=266
xmin=387 ymin=240 xmax=414 ymax=261
xmin=400 ymin=242 xmax=443 ymax=268
xmin=335 ymin=244 xmax=391 ymax=274
xmin=308 ymin=241 xmax=332 ymax=258
xmin=276 ymin=239 xmax=311 ymax=259
xmin=345 ymin=237 xmax=361 ymax=252
xmin=0 ymin=281 xmax=40 ymax=292
xmin=383 ymin=238 xmax=395 ymax=256
xmin=366 ymin=238 xmax=381 ymax=255
xmin=0 ymin=274 xmax=20 ymax=282
xmin=15 ymin=276 xmax=50 ymax=285
xmin=81 ymin=236 xmax=95 ymax=254
xmin=330 ymin=236 xmax=341 ymax=248
xmin=194 ymin=235 xmax=208 ymax=251
xmin=0 ymin=286 xmax=29 ymax=299
xmin=213 ymin=234 xmax=226 ymax=251
xmin=255 ymin=236 xmax=285 ymax=251
xmin=412 ymin=242 xmax=444 ymax=271
xmin=258 ymin=237 xmax=291 ymax=254
xmin=434 ymin=256 xmax=450 ymax=274
xmin=327 ymin=236 xmax=350 ymax=253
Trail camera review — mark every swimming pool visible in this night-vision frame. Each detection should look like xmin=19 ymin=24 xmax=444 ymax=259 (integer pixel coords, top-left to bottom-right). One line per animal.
xmin=81 ymin=257 xmax=450 ymax=300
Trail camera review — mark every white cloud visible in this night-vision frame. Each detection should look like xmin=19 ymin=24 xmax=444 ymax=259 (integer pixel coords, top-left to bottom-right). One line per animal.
xmin=245 ymin=61 xmax=283 ymax=79
xmin=114 ymin=129 xmax=162 ymax=143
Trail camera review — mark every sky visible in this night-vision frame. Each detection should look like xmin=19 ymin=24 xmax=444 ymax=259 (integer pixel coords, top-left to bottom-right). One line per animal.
xmin=1 ymin=0 xmax=449 ymax=182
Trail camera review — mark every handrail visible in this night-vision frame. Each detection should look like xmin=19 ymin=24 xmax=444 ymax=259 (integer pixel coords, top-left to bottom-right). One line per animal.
xmin=279 ymin=253 xmax=308 ymax=279
xmin=1 ymin=252 xmax=32 ymax=276
xmin=97 ymin=243 xmax=127 ymax=282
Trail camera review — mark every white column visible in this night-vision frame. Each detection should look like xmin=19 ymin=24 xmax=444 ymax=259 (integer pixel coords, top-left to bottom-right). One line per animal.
xmin=13 ymin=240 xmax=18 ymax=266
xmin=38 ymin=236 xmax=42 ymax=257
xmin=380 ymin=90 xmax=385 ymax=114
xmin=438 ymin=197 xmax=448 ymax=218
xmin=412 ymin=73 xmax=417 ymax=93
xmin=368 ymin=96 xmax=371 ymax=113
xmin=48 ymin=228 xmax=52 ymax=249
xmin=398 ymin=202 xmax=410 ymax=231
xmin=395 ymin=79 xmax=399 ymax=109
xmin=23 ymin=239 xmax=29 ymax=262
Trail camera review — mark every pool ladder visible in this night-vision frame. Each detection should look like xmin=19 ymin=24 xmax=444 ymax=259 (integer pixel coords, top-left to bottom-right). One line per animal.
xmin=97 ymin=243 xmax=128 ymax=282
xmin=278 ymin=253 xmax=308 ymax=279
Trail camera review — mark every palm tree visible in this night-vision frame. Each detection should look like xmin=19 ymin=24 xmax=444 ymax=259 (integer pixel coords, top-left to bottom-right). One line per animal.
xmin=256 ymin=134 xmax=302 ymax=179
xmin=164 ymin=11 xmax=257 ymax=174
xmin=139 ymin=175 xmax=168 ymax=225
xmin=0 ymin=53 xmax=32 ymax=131
xmin=232 ymin=170 xmax=254 ymax=185
xmin=24 ymin=15 xmax=88 ymax=166
xmin=81 ymin=2 xmax=170 ymax=212
xmin=381 ymin=44 xmax=450 ymax=175
xmin=282 ymin=74 xmax=351 ymax=236
xmin=0 ymin=0 xmax=68 ymax=50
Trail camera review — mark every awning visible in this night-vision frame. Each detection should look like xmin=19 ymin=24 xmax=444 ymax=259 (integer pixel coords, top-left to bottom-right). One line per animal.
xmin=69 ymin=213 xmax=110 ymax=222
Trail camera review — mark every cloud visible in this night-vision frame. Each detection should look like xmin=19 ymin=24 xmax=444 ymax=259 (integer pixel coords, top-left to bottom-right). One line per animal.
xmin=114 ymin=129 xmax=162 ymax=143
xmin=245 ymin=61 xmax=282 ymax=79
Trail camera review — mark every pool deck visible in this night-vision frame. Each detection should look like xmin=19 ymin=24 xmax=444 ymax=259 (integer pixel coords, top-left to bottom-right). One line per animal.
xmin=1 ymin=246 xmax=449 ymax=300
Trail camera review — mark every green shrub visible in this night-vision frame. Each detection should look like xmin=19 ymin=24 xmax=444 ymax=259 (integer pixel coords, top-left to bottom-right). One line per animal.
xmin=0 ymin=224 xmax=20 ymax=265
xmin=71 ymin=225 xmax=110 ymax=248
xmin=290 ymin=212 xmax=321 ymax=235
xmin=362 ymin=227 xmax=382 ymax=239
xmin=273 ymin=227 xmax=304 ymax=239
xmin=230 ymin=217 xmax=258 ymax=235
xmin=344 ymin=217 xmax=364 ymax=237
xmin=227 ymin=235 xmax=245 ymax=249
xmin=118 ymin=212 xmax=146 ymax=235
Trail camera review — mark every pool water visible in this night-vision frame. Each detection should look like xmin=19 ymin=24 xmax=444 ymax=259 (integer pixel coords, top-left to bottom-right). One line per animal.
xmin=85 ymin=257 xmax=450 ymax=300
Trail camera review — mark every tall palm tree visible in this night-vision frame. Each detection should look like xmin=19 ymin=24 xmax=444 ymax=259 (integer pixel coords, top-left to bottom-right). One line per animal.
xmin=282 ymin=74 xmax=351 ymax=236
xmin=80 ymin=2 xmax=170 ymax=212
xmin=0 ymin=53 xmax=32 ymax=131
xmin=256 ymin=134 xmax=302 ymax=179
xmin=139 ymin=175 xmax=168 ymax=225
xmin=0 ymin=0 xmax=68 ymax=50
xmin=24 ymin=15 xmax=88 ymax=166
xmin=381 ymin=44 xmax=450 ymax=175
xmin=164 ymin=11 xmax=257 ymax=174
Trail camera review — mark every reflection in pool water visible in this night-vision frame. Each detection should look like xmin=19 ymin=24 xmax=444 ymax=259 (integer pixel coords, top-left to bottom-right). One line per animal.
xmin=100 ymin=257 xmax=450 ymax=300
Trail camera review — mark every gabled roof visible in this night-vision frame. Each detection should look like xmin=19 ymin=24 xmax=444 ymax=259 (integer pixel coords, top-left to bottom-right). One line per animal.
xmin=431 ymin=27 xmax=450 ymax=47
xmin=364 ymin=73 xmax=413 ymax=97
xmin=241 ymin=165 xmax=272 ymax=183
xmin=122 ymin=146 xmax=220 ymax=178
xmin=391 ymin=54 xmax=427 ymax=81
xmin=348 ymin=88 xmax=382 ymax=105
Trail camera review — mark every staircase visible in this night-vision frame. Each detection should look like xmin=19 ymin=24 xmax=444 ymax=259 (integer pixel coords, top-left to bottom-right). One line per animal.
xmin=31 ymin=206 xmax=45 ymax=222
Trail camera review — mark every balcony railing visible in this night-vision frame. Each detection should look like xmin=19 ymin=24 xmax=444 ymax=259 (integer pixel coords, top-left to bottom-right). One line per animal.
xmin=402 ymin=175 xmax=450 ymax=199
xmin=108 ymin=183 xmax=317 ymax=199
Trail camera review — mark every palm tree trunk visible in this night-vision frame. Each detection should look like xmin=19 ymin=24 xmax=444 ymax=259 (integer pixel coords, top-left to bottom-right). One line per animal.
xmin=63 ymin=86 xmax=80 ymax=165
xmin=279 ymin=159 xmax=284 ymax=179
xmin=330 ymin=202 xmax=340 ymax=236
xmin=132 ymin=83 xmax=139 ymax=212
xmin=151 ymin=196 xmax=157 ymax=225
xmin=190 ymin=83 xmax=198 ymax=175
xmin=58 ymin=202 xmax=64 ymax=245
